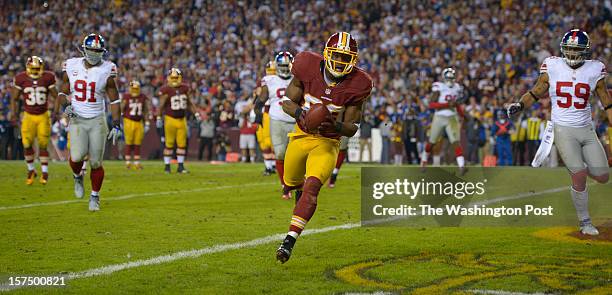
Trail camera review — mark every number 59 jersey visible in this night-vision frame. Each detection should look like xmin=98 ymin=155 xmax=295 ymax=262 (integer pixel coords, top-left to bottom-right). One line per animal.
xmin=541 ymin=57 xmax=607 ymax=127
xmin=159 ymin=84 xmax=190 ymax=119
xmin=63 ymin=57 xmax=117 ymax=118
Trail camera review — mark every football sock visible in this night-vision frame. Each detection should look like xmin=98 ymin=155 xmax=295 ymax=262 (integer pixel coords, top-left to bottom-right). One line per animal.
xmin=69 ymin=158 xmax=84 ymax=176
xmin=90 ymin=167 xmax=104 ymax=193
xmin=177 ymin=155 xmax=185 ymax=164
xmin=39 ymin=149 xmax=49 ymax=173
xmin=335 ymin=150 xmax=346 ymax=169
xmin=421 ymin=142 xmax=432 ymax=163
xmin=177 ymin=148 xmax=186 ymax=164
xmin=133 ymin=145 xmax=141 ymax=164
xmin=455 ymin=146 xmax=465 ymax=168
xmin=282 ymin=232 xmax=298 ymax=248
xmin=164 ymin=157 xmax=171 ymax=165
xmin=289 ymin=177 xmax=322 ymax=235
xmin=25 ymin=147 xmax=35 ymax=171
xmin=125 ymin=145 xmax=133 ymax=164
xmin=570 ymin=187 xmax=590 ymax=222
xmin=91 ymin=191 xmax=100 ymax=197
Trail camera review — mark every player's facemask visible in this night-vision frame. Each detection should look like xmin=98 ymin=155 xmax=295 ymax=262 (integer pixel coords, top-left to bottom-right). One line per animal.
xmin=324 ymin=49 xmax=357 ymax=78
xmin=167 ymin=68 xmax=182 ymax=87
xmin=560 ymin=45 xmax=589 ymax=67
xmin=26 ymin=56 xmax=44 ymax=79
xmin=83 ymin=47 xmax=105 ymax=65
xmin=276 ymin=62 xmax=291 ymax=79
xmin=129 ymin=81 xmax=141 ymax=96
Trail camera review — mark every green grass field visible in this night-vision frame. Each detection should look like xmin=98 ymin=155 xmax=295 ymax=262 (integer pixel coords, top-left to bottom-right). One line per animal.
xmin=0 ymin=161 xmax=610 ymax=294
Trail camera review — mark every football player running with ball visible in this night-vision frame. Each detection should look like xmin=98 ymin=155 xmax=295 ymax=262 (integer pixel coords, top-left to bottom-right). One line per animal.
xmin=507 ymin=29 xmax=611 ymax=235
xmin=276 ymin=32 xmax=373 ymax=263
xmin=156 ymin=68 xmax=201 ymax=174
xmin=58 ymin=34 xmax=122 ymax=211
xmin=10 ymin=56 xmax=58 ymax=185
xmin=255 ymin=52 xmax=296 ymax=199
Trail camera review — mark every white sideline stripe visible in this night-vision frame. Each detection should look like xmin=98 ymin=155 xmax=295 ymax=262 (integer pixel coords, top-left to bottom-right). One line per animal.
xmin=0 ymin=185 xmax=569 ymax=292
xmin=0 ymin=176 xmax=356 ymax=211
xmin=469 ymin=289 xmax=552 ymax=295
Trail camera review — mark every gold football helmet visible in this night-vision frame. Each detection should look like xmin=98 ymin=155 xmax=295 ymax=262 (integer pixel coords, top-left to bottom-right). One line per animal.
xmin=26 ymin=56 xmax=44 ymax=79
xmin=167 ymin=68 xmax=182 ymax=87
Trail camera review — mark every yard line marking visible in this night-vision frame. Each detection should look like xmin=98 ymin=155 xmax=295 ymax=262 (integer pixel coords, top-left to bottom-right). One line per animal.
xmin=469 ymin=289 xmax=552 ymax=295
xmin=0 ymin=185 xmax=569 ymax=292
xmin=0 ymin=175 xmax=356 ymax=211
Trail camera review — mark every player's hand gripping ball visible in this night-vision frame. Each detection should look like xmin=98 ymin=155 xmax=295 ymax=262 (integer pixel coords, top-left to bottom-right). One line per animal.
xmin=302 ymin=103 xmax=331 ymax=133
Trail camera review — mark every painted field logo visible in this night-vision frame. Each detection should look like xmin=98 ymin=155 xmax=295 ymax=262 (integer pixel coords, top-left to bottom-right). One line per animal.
xmin=334 ymin=252 xmax=611 ymax=294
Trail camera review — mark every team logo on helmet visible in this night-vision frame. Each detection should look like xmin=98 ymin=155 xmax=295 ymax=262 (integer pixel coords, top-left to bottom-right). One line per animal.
xmin=81 ymin=33 xmax=107 ymax=65
xmin=323 ymin=32 xmax=358 ymax=78
xmin=26 ymin=56 xmax=44 ymax=79
xmin=275 ymin=51 xmax=294 ymax=79
xmin=560 ymin=29 xmax=590 ymax=67
xmin=167 ymin=68 xmax=182 ymax=88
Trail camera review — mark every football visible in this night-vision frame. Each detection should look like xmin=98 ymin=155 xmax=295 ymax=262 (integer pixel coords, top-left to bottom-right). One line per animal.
xmin=304 ymin=103 xmax=331 ymax=132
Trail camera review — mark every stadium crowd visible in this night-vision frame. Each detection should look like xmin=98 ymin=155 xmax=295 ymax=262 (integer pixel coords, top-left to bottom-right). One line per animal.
xmin=1 ymin=0 xmax=610 ymax=165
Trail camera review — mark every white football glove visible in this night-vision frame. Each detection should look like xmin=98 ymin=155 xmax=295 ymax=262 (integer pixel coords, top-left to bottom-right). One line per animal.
xmin=144 ymin=121 xmax=151 ymax=133
xmin=194 ymin=112 xmax=202 ymax=122
xmin=107 ymin=120 xmax=122 ymax=145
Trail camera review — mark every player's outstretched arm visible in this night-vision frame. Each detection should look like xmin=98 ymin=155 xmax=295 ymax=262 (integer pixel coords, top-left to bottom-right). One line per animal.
xmin=507 ymin=73 xmax=549 ymax=117
xmin=595 ymin=79 xmax=612 ymax=125
xmin=281 ymin=77 xmax=304 ymax=118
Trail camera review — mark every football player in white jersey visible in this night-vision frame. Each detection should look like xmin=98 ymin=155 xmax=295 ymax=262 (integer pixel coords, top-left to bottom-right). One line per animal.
xmin=420 ymin=68 xmax=467 ymax=175
xmin=57 ymin=34 xmax=122 ymax=211
xmin=256 ymin=52 xmax=295 ymax=199
xmin=507 ymin=29 xmax=611 ymax=235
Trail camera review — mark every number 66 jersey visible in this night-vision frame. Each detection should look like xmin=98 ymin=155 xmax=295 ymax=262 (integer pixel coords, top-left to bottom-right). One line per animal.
xmin=541 ymin=56 xmax=607 ymax=127
xmin=63 ymin=57 xmax=117 ymax=118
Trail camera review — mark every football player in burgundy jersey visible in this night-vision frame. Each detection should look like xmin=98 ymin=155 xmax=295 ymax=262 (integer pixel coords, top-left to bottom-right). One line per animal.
xmin=10 ymin=56 xmax=58 ymax=185
xmin=507 ymin=29 xmax=611 ymax=235
xmin=122 ymin=80 xmax=150 ymax=170
xmin=276 ymin=32 xmax=373 ymax=263
xmin=156 ymin=68 xmax=201 ymax=174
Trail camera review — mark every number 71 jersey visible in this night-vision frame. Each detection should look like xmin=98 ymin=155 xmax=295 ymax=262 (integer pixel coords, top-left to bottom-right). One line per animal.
xmin=63 ymin=57 xmax=117 ymax=118
xmin=541 ymin=56 xmax=607 ymax=127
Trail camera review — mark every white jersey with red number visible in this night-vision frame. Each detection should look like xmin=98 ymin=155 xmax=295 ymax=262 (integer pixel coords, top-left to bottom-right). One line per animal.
xmin=432 ymin=81 xmax=462 ymax=116
xmin=541 ymin=56 xmax=607 ymax=127
xmin=63 ymin=57 xmax=117 ymax=118
xmin=262 ymin=74 xmax=294 ymax=122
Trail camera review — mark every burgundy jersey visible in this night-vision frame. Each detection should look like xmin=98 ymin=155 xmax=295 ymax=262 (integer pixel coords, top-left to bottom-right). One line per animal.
xmin=291 ymin=51 xmax=372 ymax=137
xmin=12 ymin=71 xmax=56 ymax=115
xmin=122 ymin=93 xmax=148 ymax=121
xmin=159 ymin=84 xmax=190 ymax=118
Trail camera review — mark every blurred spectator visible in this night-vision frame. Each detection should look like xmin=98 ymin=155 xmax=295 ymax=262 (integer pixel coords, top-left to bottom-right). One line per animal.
xmin=359 ymin=114 xmax=374 ymax=162
xmin=391 ymin=121 xmax=403 ymax=165
xmin=401 ymin=110 xmax=419 ymax=164
xmin=379 ymin=116 xmax=391 ymax=164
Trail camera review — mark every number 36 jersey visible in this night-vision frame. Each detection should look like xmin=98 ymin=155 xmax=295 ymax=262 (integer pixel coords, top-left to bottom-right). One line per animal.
xmin=12 ymin=71 xmax=57 ymax=115
xmin=63 ymin=57 xmax=117 ymax=118
xmin=541 ymin=56 xmax=607 ymax=127
xmin=159 ymin=84 xmax=190 ymax=119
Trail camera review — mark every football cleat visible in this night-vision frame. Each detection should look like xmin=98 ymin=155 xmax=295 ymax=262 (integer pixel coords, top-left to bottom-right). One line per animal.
xmin=26 ymin=170 xmax=37 ymax=185
xmin=89 ymin=195 xmax=100 ymax=212
xmin=74 ymin=175 xmax=84 ymax=198
xmin=459 ymin=166 xmax=468 ymax=177
xmin=126 ymin=162 xmax=132 ymax=169
xmin=39 ymin=172 xmax=48 ymax=185
xmin=420 ymin=160 xmax=427 ymax=173
xmin=276 ymin=244 xmax=292 ymax=264
xmin=177 ymin=164 xmax=189 ymax=174
xmin=579 ymin=220 xmax=599 ymax=236
xmin=262 ymin=169 xmax=271 ymax=176
xmin=164 ymin=164 xmax=171 ymax=174
xmin=133 ymin=163 xmax=143 ymax=170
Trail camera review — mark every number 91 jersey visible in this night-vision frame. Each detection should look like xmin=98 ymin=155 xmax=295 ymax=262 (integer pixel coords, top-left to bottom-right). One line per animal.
xmin=541 ymin=56 xmax=607 ymax=127
xmin=159 ymin=84 xmax=190 ymax=118
xmin=431 ymin=81 xmax=462 ymax=117
xmin=63 ymin=57 xmax=117 ymax=118
xmin=12 ymin=71 xmax=57 ymax=115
